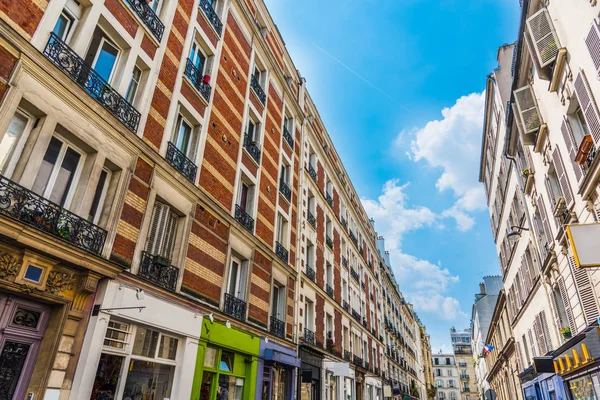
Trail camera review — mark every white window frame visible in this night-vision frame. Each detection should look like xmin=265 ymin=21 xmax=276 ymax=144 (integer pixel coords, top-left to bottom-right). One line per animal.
xmin=227 ymin=255 xmax=248 ymax=300
xmin=190 ymin=39 xmax=207 ymax=74
xmin=0 ymin=109 xmax=35 ymax=177
xmin=54 ymin=10 xmax=76 ymax=41
xmin=125 ymin=65 xmax=143 ymax=105
xmin=91 ymin=36 xmax=121 ymax=84
xmin=172 ymin=114 xmax=197 ymax=158
xmin=89 ymin=167 xmax=112 ymax=224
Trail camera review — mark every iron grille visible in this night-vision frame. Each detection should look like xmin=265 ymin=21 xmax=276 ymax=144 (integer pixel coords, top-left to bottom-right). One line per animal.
xmin=224 ymin=292 xmax=246 ymax=320
xmin=165 ymin=142 xmax=197 ymax=182
xmin=235 ymin=204 xmax=254 ymax=233
xmin=139 ymin=251 xmax=179 ymax=291
xmin=184 ymin=58 xmax=212 ymax=101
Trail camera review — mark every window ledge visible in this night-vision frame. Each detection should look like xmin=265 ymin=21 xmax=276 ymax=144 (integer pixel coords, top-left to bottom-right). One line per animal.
xmin=524 ymin=173 xmax=535 ymax=196
xmin=549 ymin=48 xmax=568 ymax=93
xmin=534 ymin=124 xmax=548 ymax=153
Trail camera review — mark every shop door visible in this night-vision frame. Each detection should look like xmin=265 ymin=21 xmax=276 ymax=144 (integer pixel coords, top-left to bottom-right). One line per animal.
xmin=0 ymin=294 xmax=50 ymax=400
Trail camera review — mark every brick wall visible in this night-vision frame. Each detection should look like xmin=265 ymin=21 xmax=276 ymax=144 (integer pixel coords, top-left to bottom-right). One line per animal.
xmin=316 ymin=294 xmax=324 ymax=346
xmin=0 ymin=44 xmax=17 ymax=104
xmin=287 ymin=276 xmax=295 ymax=338
xmin=248 ymin=250 xmax=272 ymax=327
xmin=0 ymin=0 xmax=48 ymax=39
xmin=316 ymin=204 xmax=324 ymax=288
xmin=334 ymin=309 xmax=342 ymax=354
xmin=104 ymin=0 xmax=138 ymax=38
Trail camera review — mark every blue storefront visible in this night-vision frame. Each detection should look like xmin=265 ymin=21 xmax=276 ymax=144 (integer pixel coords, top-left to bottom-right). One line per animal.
xmin=520 ymin=370 xmax=567 ymax=400
xmin=256 ymin=338 xmax=301 ymax=400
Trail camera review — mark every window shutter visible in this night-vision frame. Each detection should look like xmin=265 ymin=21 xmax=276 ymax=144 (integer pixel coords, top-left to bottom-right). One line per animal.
xmin=526 ymin=8 xmax=560 ymax=67
xmin=571 ymin=255 xmax=600 ymax=325
xmin=552 ymin=147 xmax=574 ymax=206
xmin=533 ymin=314 xmax=548 ymax=355
xmin=528 ymin=329 xmax=538 ymax=357
xmin=146 ymin=202 xmax=170 ymax=256
xmin=558 ymin=277 xmax=576 ymax=332
xmin=162 ymin=210 xmax=178 ymax=261
xmin=540 ymin=310 xmax=553 ymax=351
xmin=545 ymin=176 xmax=557 ymax=210
xmin=521 ymin=255 xmax=532 ymax=293
xmin=561 ymin=119 xmax=584 ymax=182
xmin=516 ymin=342 xmax=524 ymax=372
xmin=514 ymin=273 xmax=522 ymax=308
xmin=514 ymin=86 xmax=542 ymax=136
xmin=585 ymin=22 xmax=600 ymax=77
xmin=536 ymin=195 xmax=553 ymax=247
xmin=574 ymin=71 xmax=600 ymax=145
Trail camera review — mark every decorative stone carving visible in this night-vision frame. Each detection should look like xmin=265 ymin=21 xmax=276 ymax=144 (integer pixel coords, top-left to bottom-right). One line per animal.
xmin=46 ymin=269 xmax=75 ymax=294
xmin=0 ymin=251 xmax=20 ymax=279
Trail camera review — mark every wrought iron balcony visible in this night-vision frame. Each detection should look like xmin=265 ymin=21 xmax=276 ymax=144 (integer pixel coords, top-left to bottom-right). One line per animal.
xmin=307 ymin=163 xmax=317 ymax=182
xmin=343 ymin=300 xmax=350 ymax=312
xmin=184 ymin=58 xmax=211 ymax=101
xmin=44 ymin=33 xmax=140 ymax=132
xmin=125 ymin=0 xmax=164 ymax=40
xmin=279 ymin=179 xmax=291 ymax=202
xmin=325 ymin=284 xmax=334 ymax=298
xmin=307 ymin=210 xmax=316 ymax=228
xmin=460 ymin=374 xmax=469 ymax=380
xmin=370 ymin=293 xmax=374 ymax=301
xmin=349 ymin=230 xmax=358 ymax=246
xmin=342 ymin=256 xmax=348 ymax=269
xmin=165 ymin=141 xmax=197 ymax=182
xmin=223 ymin=292 xmax=246 ymax=321
xmin=326 ymin=234 xmax=333 ymax=249
xmin=344 ymin=350 xmax=351 ymax=361
xmin=304 ymin=328 xmax=315 ymax=344
xmin=326 ymin=192 xmax=333 ymax=207
xmin=362 ymin=318 xmax=367 ymax=328
xmin=351 ymin=309 xmax=361 ymax=322
xmin=305 ymin=265 xmax=316 ymax=282
xmin=361 ymin=281 xmax=366 ymax=291
xmin=350 ymin=268 xmax=359 ymax=282
xmin=275 ymin=241 xmax=288 ymax=264
xmin=365 ymin=361 xmax=370 ymax=371
xmin=235 ymin=204 xmax=254 ymax=233
xmin=243 ymin=134 xmax=262 ymax=164
xmin=250 ymin=74 xmax=266 ymax=104
xmin=0 ymin=175 xmax=107 ymax=255
xmin=139 ymin=251 xmax=179 ymax=291
xmin=375 ymin=366 xmax=380 ymax=376
xmin=353 ymin=355 xmax=363 ymax=368
xmin=270 ymin=316 xmax=285 ymax=338
xmin=283 ymin=126 xmax=294 ymax=148
xmin=199 ymin=0 xmax=223 ymax=35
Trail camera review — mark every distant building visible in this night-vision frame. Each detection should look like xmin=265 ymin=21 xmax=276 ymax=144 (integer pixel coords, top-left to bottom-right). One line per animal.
xmin=450 ymin=328 xmax=479 ymax=400
xmin=432 ymin=353 xmax=461 ymax=400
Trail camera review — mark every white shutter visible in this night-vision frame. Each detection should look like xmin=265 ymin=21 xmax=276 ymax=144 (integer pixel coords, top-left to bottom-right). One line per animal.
xmin=571 ymin=255 xmax=600 ymax=325
xmin=145 ymin=201 xmax=178 ymax=261
xmin=238 ymin=260 xmax=248 ymax=299
xmin=561 ymin=119 xmax=584 ymax=182
xmin=574 ymin=71 xmax=600 ymax=145
xmin=533 ymin=314 xmax=548 ymax=355
xmin=526 ymin=8 xmax=560 ymax=67
xmin=558 ymin=277 xmax=576 ymax=332
xmin=540 ymin=310 xmax=553 ymax=351
xmin=514 ymin=86 xmax=542 ymax=135
xmin=552 ymin=147 xmax=574 ymax=206
xmin=585 ymin=21 xmax=600 ymax=77
xmin=528 ymin=329 xmax=538 ymax=357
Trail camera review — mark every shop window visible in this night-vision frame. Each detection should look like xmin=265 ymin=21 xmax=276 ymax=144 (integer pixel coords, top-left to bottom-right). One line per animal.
xmin=199 ymin=346 xmax=246 ymax=400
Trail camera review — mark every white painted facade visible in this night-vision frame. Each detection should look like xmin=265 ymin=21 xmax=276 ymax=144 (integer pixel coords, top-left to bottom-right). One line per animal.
xmin=432 ymin=354 xmax=461 ymax=400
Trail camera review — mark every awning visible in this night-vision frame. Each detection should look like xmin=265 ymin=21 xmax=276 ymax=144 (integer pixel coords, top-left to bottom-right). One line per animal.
xmin=265 ymin=348 xmax=301 ymax=368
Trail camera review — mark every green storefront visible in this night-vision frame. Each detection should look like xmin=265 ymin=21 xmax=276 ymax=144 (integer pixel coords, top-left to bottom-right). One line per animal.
xmin=191 ymin=320 xmax=260 ymax=400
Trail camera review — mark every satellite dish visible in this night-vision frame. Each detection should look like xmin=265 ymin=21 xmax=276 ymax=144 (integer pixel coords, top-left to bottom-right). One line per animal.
xmin=485 ymin=389 xmax=497 ymax=400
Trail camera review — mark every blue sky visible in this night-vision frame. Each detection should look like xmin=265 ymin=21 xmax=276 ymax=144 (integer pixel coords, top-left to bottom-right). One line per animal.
xmin=264 ymin=0 xmax=520 ymax=351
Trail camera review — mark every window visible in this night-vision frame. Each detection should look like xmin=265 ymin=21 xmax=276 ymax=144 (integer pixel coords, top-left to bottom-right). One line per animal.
xmin=227 ymin=256 xmax=248 ymax=300
xmin=125 ymin=65 xmax=142 ymax=104
xmin=552 ymin=287 xmax=569 ymax=330
xmin=280 ymin=162 xmax=291 ymax=185
xmin=569 ymin=107 xmax=590 ymax=147
xmin=32 ymin=136 xmax=83 ymax=208
xmin=326 ymin=262 xmax=333 ymax=286
xmin=237 ymin=179 xmax=255 ymax=213
xmin=0 ymin=110 xmax=32 ymax=175
xmin=547 ymin=167 xmax=563 ymax=204
xmin=309 ymin=152 xmax=317 ymax=169
xmin=52 ymin=10 xmax=74 ymax=41
xmin=85 ymin=28 xmax=120 ymax=83
xmin=253 ymin=64 xmax=265 ymax=88
xmin=246 ymin=118 xmax=260 ymax=143
xmin=271 ymin=282 xmax=285 ymax=321
xmin=305 ymin=299 xmax=314 ymax=330
xmin=147 ymin=0 xmax=162 ymax=14
xmin=200 ymin=346 xmax=246 ymax=400
xmin=87 ymin=168 xmax=111 ymax=224
xmin=306 ymin=241 xmax=315 ymax=268
xmin=190 ymin=39 xmax=206 ymax=73
xmin=145 ymin=201 xmax=178 ymax=262
xmin=276 ymin=213 xmax=287 ymax=246
xmin=284 ymin=116 xmax=293 ymax=133
xmin=172 ymin=114 xmax=198 ymax=158
xmin=326 ymin=314 xmax=333 ymax=338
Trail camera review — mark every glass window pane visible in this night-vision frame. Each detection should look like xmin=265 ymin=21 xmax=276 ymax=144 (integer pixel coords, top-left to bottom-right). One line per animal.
xmin=53 ymin=13 xmax=71 ymax=40
xmin=201 ymin=371 xmax=215 ymax=400
xmin=218 ymin=375 xmax=244 ymax=400
xmin=176 ymin=119 xmax=192 ymax=155
xmin=49 ymin=147 xmax=81 ymax=206
xmin=0 ymin=112 xmax=29 ymax=173
xmin=94 ymin=41 xmax=119 ymax=82
xmin=157 ymin=335 xmax=178 ymax=360
xmin=132 ymin=327 xmax=160 ymax=357
xmin=219 ymin=351 xmax=234 ymax=372
xmin=122 ymin=360 xmax=174 ymax=400
xmin=204 ymin=346 xmax=217 ymax=368
xmin=32 ymin=137 xmax=63 ymax=196
xmin=88 ymin=169 xmax=108 ymax=222
xmin=90 ymin=353 xmax=124 ymax=400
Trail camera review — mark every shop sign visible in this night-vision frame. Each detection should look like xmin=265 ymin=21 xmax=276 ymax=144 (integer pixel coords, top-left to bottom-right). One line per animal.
xmin=553 ymin=328 xmax=599 ymax=376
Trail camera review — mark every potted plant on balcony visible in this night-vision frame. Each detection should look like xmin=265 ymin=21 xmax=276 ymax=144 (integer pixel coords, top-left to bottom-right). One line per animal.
xmin=153 ymin=255 xmax=171 ymax=267
xmin=561 ymin=326 xmax=572 ymax=340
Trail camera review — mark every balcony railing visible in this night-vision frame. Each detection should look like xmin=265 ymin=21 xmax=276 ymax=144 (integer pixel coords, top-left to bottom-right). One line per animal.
xmin=352 ymin=309 xmax=361 ymax=322
xmin=307 ymin=210 xmax=316 ymax=228
xmin=305 ymin=265 xmax=316 ymax=282
xmin=307 ymin=163 xmax=317 ymax=182
xmin=0 ymin=175 xmax=107 ymax=255
xmin=139 ymin=251 xmax=179 ymax=291
xmin=365 ymin=361 xmax=370 ymax=371
xmin=165 ymin=141 xmax=197 ymax=182
xmin=353 ymin=355 xmax=363 ymax=368
xmin=304 ymin=328 xmax=315 ymax=344
xmin=250 ymin=74 xmax=266 ymax=104
xmin=199 ymin=0 xmax=223 ymax=35
xmin=235 ymin=204 xmax=254 ymax=233
xmin=342 ymin=256 xmax=348 ymax=269
xmin=343 ymin=300 xmax=350 ymax=312
xmin=344 ymin=350 xmax=351 ymax=361
xmin=350 ymin=268 xmax=359 ymax=282
xmin=349 ymin=230 xmax=358 ymax=246
xmin=325 ymin=284 xmax=334 ymax=298
xmin=326 ymin=234 xmax=333 ymax=249
xmin=279 ymin=179 xmax=291 ymax=202
xmin=341 ymin=217 xmax=347 ymax=229
xmin=44 ymin=33 xmax=140 ymax=132
xmin=270 ymin=316 xmax=285 ymax=338
xmin=275 ymin=241 xmax=288 ymax=264
xmin=125 ymin=0 xmax=164 ymax=40
xmin=460 ymin=374 xmax=469 ymax=380
xmin=326 ymin=192 xmax=333 ymax=207
xmin=223 ymin=292 xmax=246 ymax=321
xmin=184 ymin=58 xmax=211 ymax=102
xmin=283 ymin=126 xmax=294 ymax=148
xmin=243 ymin=134 xmax=262 ymax=164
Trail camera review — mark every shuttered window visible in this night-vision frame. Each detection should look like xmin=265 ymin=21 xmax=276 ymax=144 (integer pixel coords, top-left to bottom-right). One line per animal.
xmin=561 ymin=119 xmax=584 ymax=182
xmin=145 ymin=201 xmax=178 ymax=262
xmin=526 ymin=8 xmax=561 ymax=68
xmin=552 ymin=147 xmax=574 ymax=206
xmin=557 ymin=277 xmax=576 ymax=333
xmin=585 ymin=22 xmax=600 ymax=80
xmin=540 ymin=310 xmax=553 ymax=351
xmin=574 ymin=71 xmax=600 ymax=145
xmin=570 ymin=255 xmax=600 ymax=325
xmin=533 ymin=314 xmax=547 ymax=355
xmin=528 ymin=329 xmax=538 ymax=357
xmin=514 ymin=85 xmax=542 ymax=135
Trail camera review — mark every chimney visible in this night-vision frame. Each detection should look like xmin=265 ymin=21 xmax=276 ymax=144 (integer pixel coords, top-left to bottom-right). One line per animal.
xmin=479 ymin=282 xmax=486 ymax=295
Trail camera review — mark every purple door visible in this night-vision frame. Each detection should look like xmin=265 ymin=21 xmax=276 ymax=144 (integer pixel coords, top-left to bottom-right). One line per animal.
xmin=0 ymin=294 xmax=50 ymax=400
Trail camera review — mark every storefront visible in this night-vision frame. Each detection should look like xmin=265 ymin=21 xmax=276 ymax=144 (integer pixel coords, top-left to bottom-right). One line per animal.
xmin=299 ymin=346 xmax=324 ymax=400
xmin=344 ymin=368 xmax=356 ymax=400
xmin=520 ymin=371 xmax=565 ymax=400
xmin=71 ymin=279 xmax=203 ymax=400
xmin=256 ymin=338 xmax=300 ymax=400
xmin=191 ymin=318 xmax=260 ymax=400
xmin=365 ymin=376 xmax=382 ymax=400
xmin=553 ymin=323 xmax=600 ymax=400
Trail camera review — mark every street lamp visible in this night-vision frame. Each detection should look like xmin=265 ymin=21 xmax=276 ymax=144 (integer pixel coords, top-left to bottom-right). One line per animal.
xmin=507 ymin=226 xmax=529 ymax=242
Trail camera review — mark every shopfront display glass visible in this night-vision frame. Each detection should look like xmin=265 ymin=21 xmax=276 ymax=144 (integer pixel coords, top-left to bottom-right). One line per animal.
xmin=122 ymin=359 xmax=174 ymax=399
xmin=197 ymin=345 xmax=248 ymax=400
xmin=272 ymin=366 xmax=287 ymax=400
xmin=569 ymin=375 xmax=599 ymax=400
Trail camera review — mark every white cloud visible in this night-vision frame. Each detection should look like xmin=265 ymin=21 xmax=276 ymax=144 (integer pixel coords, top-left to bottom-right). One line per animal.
xmin=406 ymin=92 xmax=487 ymax=229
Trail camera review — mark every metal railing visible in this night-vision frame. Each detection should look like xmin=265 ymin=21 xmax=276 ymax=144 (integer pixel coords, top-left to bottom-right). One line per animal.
xmin=344 ymin=350 xmax=351 ymax=361
xmin=305 ymin=265 xmax=316 ymax=282
xmin=243 ymin=134 xmax=262 ymax=164
xmin=353 ymin=355 xmax=363 ymax=368
xmin=270 ymin=316 xmax=285 ymax=338
xmin=235 ymin=204 xmax=254 ymax=233
xmin=279 ymin=179 xmax=291 ymax=202
xmin=139 ymin=251 xmax=179 ymax=291
xmin=199 ymin=0 xmax=223 ymax=35
xmin=44 ymin=33 xmax=141 ymax=132
xmin=184 ymin=58 xmax=211 ymax=101
xmin=307 ymin=163 xmax=317 ymax=182
xmin=307 ymin=210 xmax=316 ymax=228
xmin=343 ymin=300 xmax=350 ymax=312
xmin=0 ymin=175 xmax=107 ymax=255
xmin=283 ymin=126 xmax=294 ymax=148
xmin=125 ymin=0 xmax=164 ymax=40
xmin=223 ymin=292 xmax=246 ymax=320
xmin=304 ymin=328 xmax=315 ymax=344
xmin=350 ymin=268 xmax=359 ymax=282
xmin=325 ymin=284 xmax=334 ymax=298
xmin=351 ymin=309 xmax=361 ymax=322
xmin=326 ymin=234 xmax=333 ymax=249
xmin=250 ymin=74 xmax=266 ymax=104
xmin=275 ymin=241 xmax=288 ymax=263
xmin=349 ymin=230 xmax=358 ymax=246
xmin=165 ymin=142 xmax=197 ymax=182
xmin=342 ymin=256 xmax=348 ymax=268
xmin=326 ymin=192 xmax=333 ymax=207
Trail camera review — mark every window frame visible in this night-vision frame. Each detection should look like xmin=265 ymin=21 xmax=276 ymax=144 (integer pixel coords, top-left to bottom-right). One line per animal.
xmin=227 ymin=255 xmax=248 ymax=300
xmin=90 ymin=35 xmax=121 ymax=84
xmin=88 ymin=167 xmax=112 ymax=224
xmin=0 ymin=109 xmax=35 ymax=177
xmin=125 ymin=65 xmax=143 ymax=105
